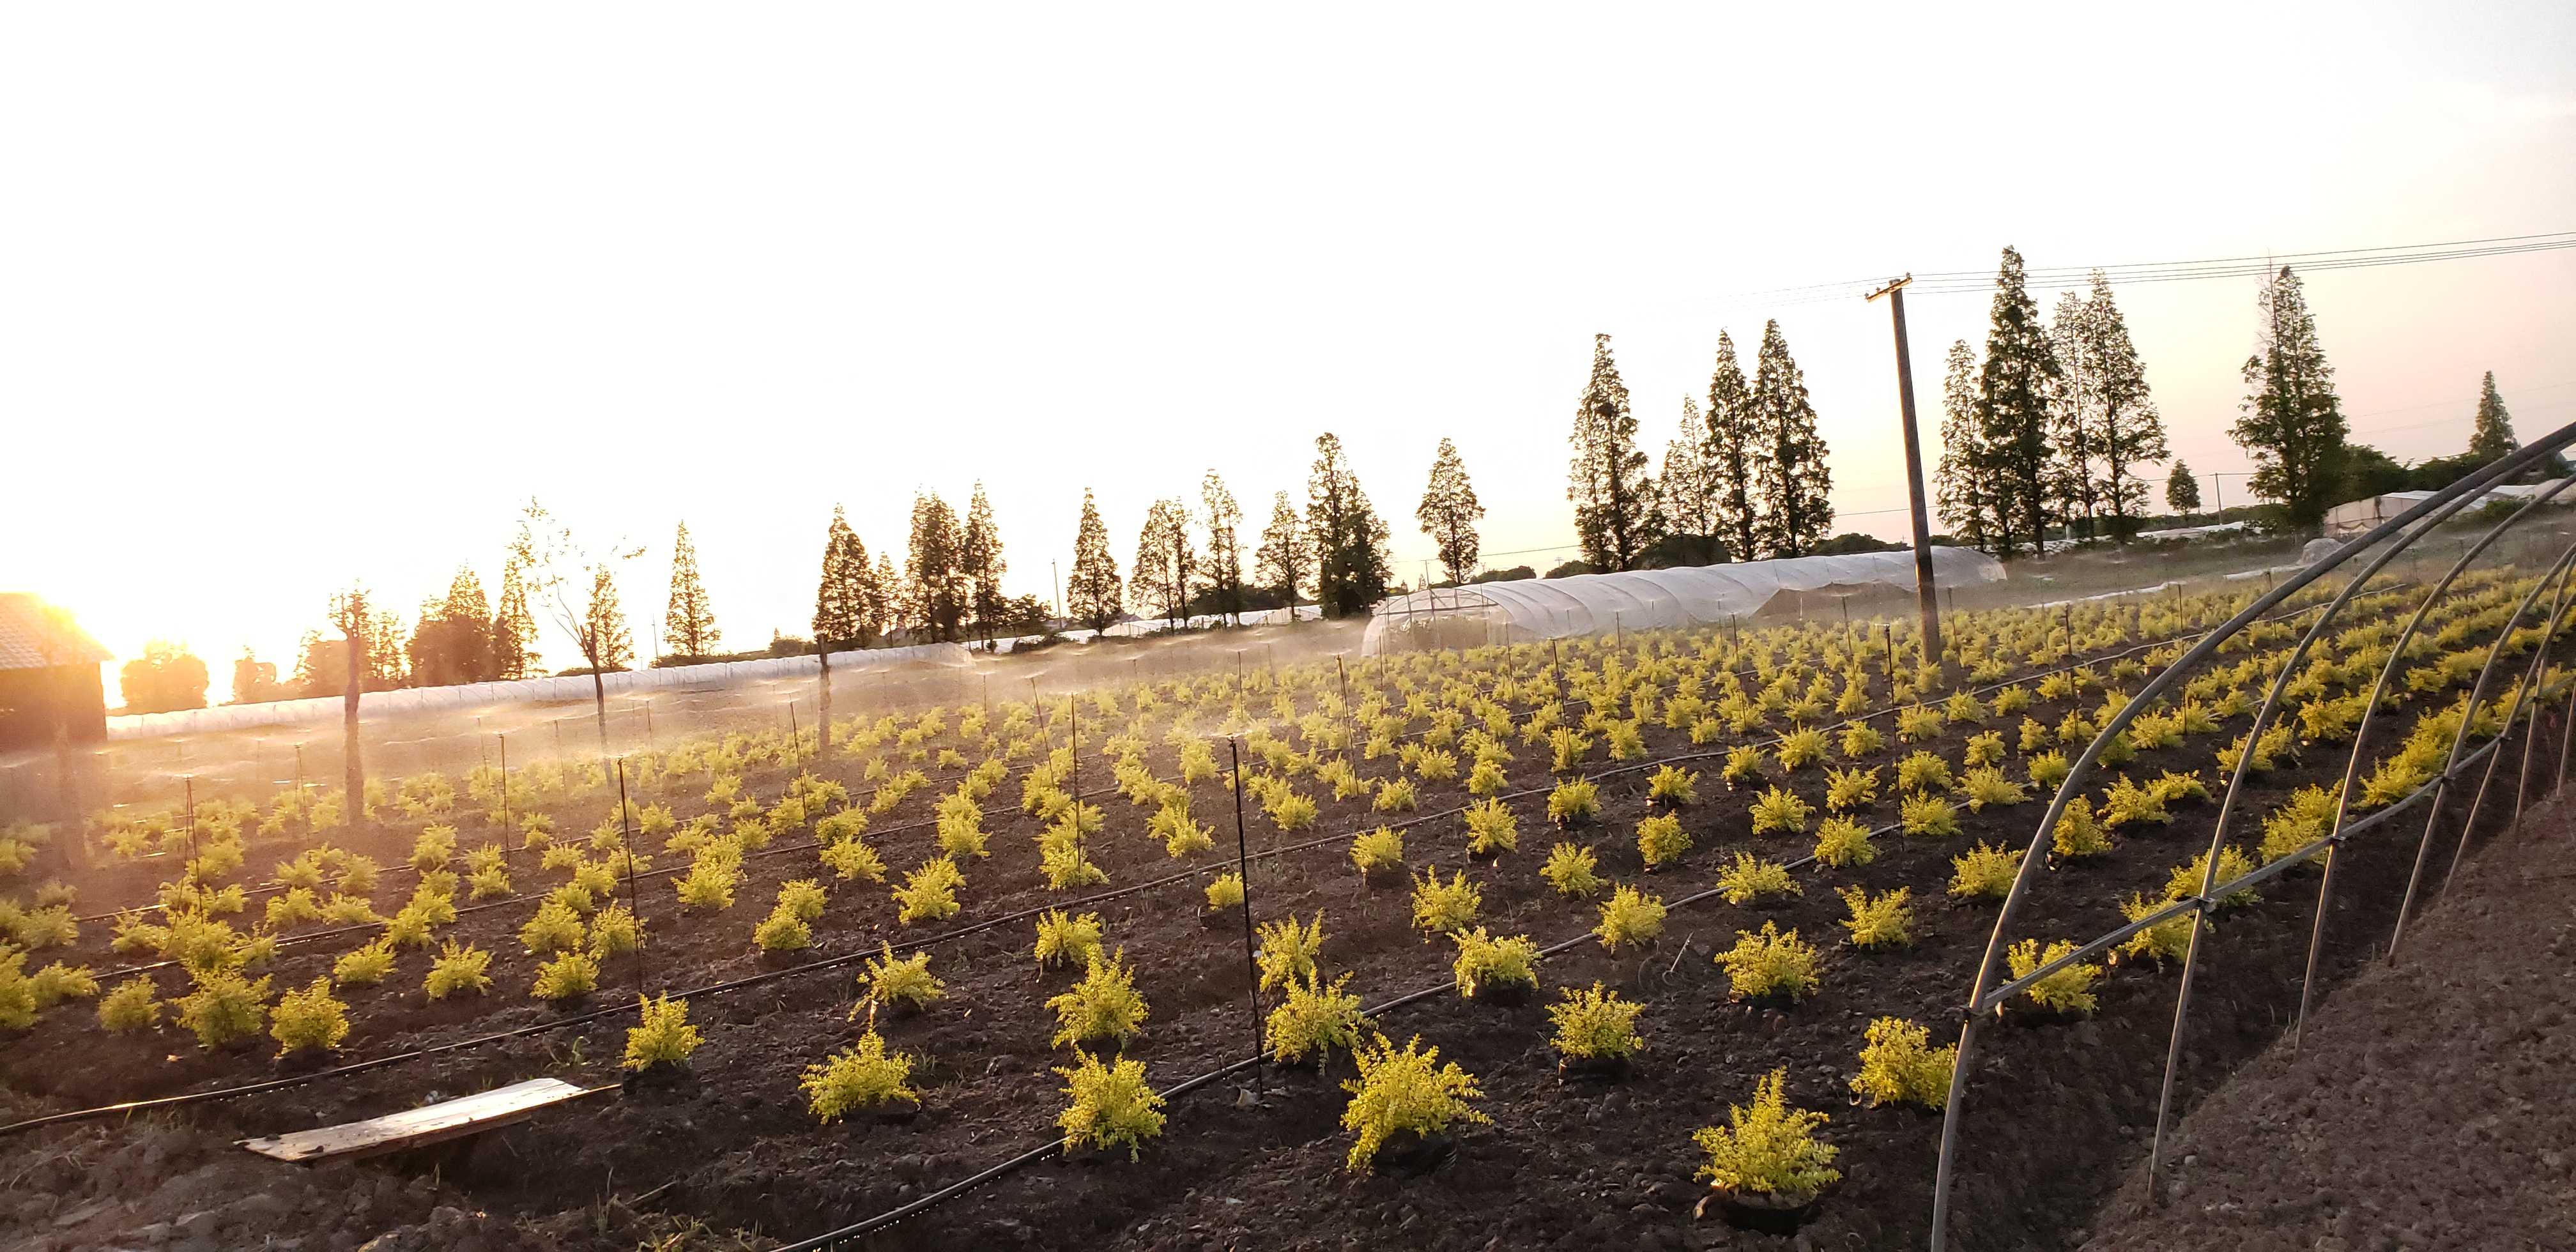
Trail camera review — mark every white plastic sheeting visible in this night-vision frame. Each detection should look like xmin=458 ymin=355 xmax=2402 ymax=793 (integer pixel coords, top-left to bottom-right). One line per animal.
xmin=107 ymin=642 xmax=972 ymax=740
xmin=1360 ymin=548 xmax=2005 ymax=654
xmin=984 ymin=605 xmax=1326 ymax=653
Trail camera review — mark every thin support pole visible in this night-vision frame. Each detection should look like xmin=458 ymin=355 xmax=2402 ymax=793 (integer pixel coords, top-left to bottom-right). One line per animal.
xmin=1229 ymin=738 xmax=1264 ymax=1099
xmin=497 ymin=734 xmax=510 ymax=840
xmin=616 ymin=757 xmax=645 ymax=996
xmin=183 ymin=775 xmax=199 ymax=868
xmin=2505 ymin=556 xmax=2576 ymax=836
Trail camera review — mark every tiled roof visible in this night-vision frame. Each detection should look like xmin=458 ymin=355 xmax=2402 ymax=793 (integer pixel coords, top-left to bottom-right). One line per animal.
xmin=0 ymin=594 xmax=112 ymax=669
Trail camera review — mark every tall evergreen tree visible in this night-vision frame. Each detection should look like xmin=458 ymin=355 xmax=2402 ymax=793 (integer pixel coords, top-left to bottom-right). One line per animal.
xmin=960 ymin=482 xmax=1006 ymax=645
xmin=1973 ymin=246 xmax=2061 ymax=558
xmin=2165 ymin=460 xmax=2201 ymax=514
xmin=1416 ymin=436 xmax=1486 ymax=583
xmin=407 ymin=567 xmax=494 ymax=687
xmin=1199 ymin=471 xmax=1246 ymax=625
xmin=491 ymin=551 xmax=539 ymax=680
xmin=2468 ymin=371 xmax=2517 ymax=460
xmin=1066 ymin=489 xmax=1123 ymax=633
xmin=905 ymin=492 xmax=968 ymax=643
xmin=1659 ymin=399 xmax=1721 ymax=565
xmin=1935 ymin=340 xmax=1992 ymax=552
xmin=864 ymin=553 xmax=901 ymax=642
xmin=2083 ymin=273 xmax=2168 ymax=540
xmin=1133 ymin=497 xmax=1197 ymax=627
xmin=662 ymin=521 xmax=719 ymax=659
xmin=1703 ymin=330 xmax=1761 ymax=563
xmin=583 ymin=565 xmax=634 ymax=671
xmin=1567 ymin=333 xmax=1662 ymax=571
xmin=1751 ymin=320 xmax=1832 ymax=557
xmin=813 ymin=506 xmax=870 ymax=648
xmin=2046 ymin=290 xmax=2104 ymax=544
xmin=1307 ymin=432 xmax=1394 ymax=616
xmin=2230 ymin=264 xmax=2348 ymax=530
xmin=1254 ymin=490 xmax=1312 ymax=614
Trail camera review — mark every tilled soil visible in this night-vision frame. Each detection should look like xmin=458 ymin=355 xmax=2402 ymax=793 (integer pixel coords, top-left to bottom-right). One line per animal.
xmin=0 ymin=624 xmax=2557 ymax=1251
xmin=2079 ymin=781 xmax=2576 ymax=1252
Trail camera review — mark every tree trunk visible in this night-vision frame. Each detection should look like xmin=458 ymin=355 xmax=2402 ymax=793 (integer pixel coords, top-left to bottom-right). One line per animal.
xmin=590 ymin=668 xmax=610 ymax=758
xmin=816 ymin=643 xmax=833 ymax=753
xmin=343 ymin=631 xmax=365 ymax=820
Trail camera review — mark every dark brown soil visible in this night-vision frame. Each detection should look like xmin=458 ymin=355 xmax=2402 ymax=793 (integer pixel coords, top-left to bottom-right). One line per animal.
xmin=2079 ymin=780 xmax=2576 ymax=1252
xmin=1 ymin=611 xmax=2559 ymax=1252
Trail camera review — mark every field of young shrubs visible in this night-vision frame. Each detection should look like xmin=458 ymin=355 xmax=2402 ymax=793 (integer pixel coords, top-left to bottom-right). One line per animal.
xmin=2 ymin=563 xmax=2567 ymax=1249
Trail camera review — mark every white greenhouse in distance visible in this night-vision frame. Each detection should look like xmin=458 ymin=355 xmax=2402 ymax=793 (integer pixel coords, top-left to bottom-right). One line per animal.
xmin=1360 ymin=548 xmax=2005 ymax=655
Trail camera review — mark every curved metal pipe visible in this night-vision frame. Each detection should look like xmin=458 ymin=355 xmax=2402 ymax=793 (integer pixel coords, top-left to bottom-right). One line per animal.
xmin=2503 ymin=552 xmax=2576 ymax=837
xmin=2421 ymin=546 xmax=2576 ymax=917
xmin=1925 ymin=424 xmax=2576 ymax=1251
xmin=2382 ymin=518 xmax=2576 ymax=958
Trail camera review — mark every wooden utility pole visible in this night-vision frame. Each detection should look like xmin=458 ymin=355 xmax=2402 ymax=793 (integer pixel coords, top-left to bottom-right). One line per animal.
xmin=1866 ymin=275 xmax=1943 ymax=665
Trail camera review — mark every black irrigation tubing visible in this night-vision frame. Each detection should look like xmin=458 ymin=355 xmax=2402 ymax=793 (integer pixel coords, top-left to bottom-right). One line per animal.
xmin=775 ymin=832 xmax=1885 ymax=1251
xmin=0 ymin=592 xmax=2373 ymax=1141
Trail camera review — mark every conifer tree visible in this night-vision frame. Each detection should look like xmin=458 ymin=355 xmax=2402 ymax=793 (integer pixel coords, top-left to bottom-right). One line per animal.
xmin=813 ymin=506 xmax=870 ymax=648
xmin=1703 ymin=330 xmax=1761 ymax=563
xmin=2468 ymin=371 xmax=2517 ymax=461
xmin=2165 ymin=461 xmax=2201 ymax=514
xmin=1133 ymin=498 xmax=1197 ymax=627
xmin=2085 ymin=273 xmax=2168 ymax=540
xmin=407 ymin=567 xmax=494 ymax=686
xmin=865 ymin=553 xmax=901 ymax=641
xmin=1066 ymin=489 xmax=1124 ymax=634
xmin=905 ymin=493 xmax=968 ymax=643
xmin=1973 ymin=247 xmax=2060 ymax=558
xmin=1567 ymin=333 xmax=1662 ymax=571
xmin=584 ymin=566 xmax=634 ymax=671
xmin=1199 ymin=471 xmax=1246 ymax=625
xmin=1935 ymin=340 xmax=1992 ymax=552
xmin=1659 ymin=399 xmax=1721 ymax=565
xmin=1254 ymin=490 xmax=1312 ymax=615
xmin=1307 ymin=432 xmax=1394 ymax=616
xmin=1751 ymin=320 xmax=1832 ymax=557
xmin=2046 ymin=290 xmax=2104 ymax=543
xmin=960 ymin=483 xmax=1007 ymax=645
xmin=1416 ymin=437 xmax=1486 ymax=583
xmin=662 ymin=521 xmax=719 ymax=659
xmin=491 ymin=552 xmax=539 ymax=680
xmin=2231 ymin=265 xmax=2348 ymax=530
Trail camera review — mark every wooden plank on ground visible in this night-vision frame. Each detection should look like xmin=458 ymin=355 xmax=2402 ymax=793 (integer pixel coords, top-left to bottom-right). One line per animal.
xmin=238 ymin=1078 xmax=599 ymax=1163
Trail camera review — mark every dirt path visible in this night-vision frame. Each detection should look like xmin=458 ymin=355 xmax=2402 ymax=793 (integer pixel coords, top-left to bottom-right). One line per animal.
xmin=2080 ymin=802 xmax=2576 ymax=1252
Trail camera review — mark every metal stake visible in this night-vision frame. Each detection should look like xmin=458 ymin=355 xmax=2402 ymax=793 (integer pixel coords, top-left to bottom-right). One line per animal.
xmin=1230 ymin=738 xmax=1264 ymax=1098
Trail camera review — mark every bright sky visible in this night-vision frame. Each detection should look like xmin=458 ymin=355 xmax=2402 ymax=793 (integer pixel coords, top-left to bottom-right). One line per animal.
xmin=6 ymin=3 xmax=2574 ymax=703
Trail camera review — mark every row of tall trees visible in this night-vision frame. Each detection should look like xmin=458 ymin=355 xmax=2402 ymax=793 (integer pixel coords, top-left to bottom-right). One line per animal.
xmin=1570 ymin=327 xmax=1834 ymax=572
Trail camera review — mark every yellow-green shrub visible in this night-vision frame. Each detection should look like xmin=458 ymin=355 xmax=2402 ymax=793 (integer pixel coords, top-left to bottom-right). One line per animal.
xmin=623 ymin=994 xmax=702 ymax=1070
xmin=2050 ymin=796 xmax=2112 ymax=859
xmin=1813 ymin=816 xmax=1876 ymax=868
xmin=532 ymin=950 xmax=600 ymax=1000
xmin=893 ymin=857 xmax=966 ymax=925
xmin=1594 ymin=885 xmax=1666 ymax=951
xmin=1256 ymin=912 xmax=1326 ymax=992
xmin=1541 ymin=842 xmax=1603 ymax=897
xmin=804 ymin=1030 xmax=919 ymax=1121
xmin=1547 ymin=778 xmax=1600 ymax=825
xmin=270 ymin=977 xmax=349 ymax=1055
xmin=1340 ymin=1034 xmax=1490 ymax=1171
xmin=2005 ymin=937 xmax=2101 ymax=1016
xmin=1409 ymin=868 xmax=1482 ymax=935
xmin=98 ymin=975 xmax=160 ymax=1032
xmin=1947 ymin=842 xmax=2021 ymax=901
xmin=174 ymin=970 xmax=270 ymax=1050
xmin=1693 ymin=1069 xmax=1839 ymax=1200
xmin=861 ymin=942 xmax=944 ymax=1009
xmin=1204 ymin=871 xmax=1245 ymax=912
xmin=1849 ymin=1017 xmax=1954 ymax=1109
xmin=1448 ymin=928 xmax=1539 ymax=998
xmin=1747 ymin=786 xmax=1813 ymax=836
xmin=2117 ymin=892 xmax=2194 ymax=966
xmin=1034 ymin=909 xmax=1107 ymax=971
xmin=1636 ymin=813 xmax=1692 ymax=869
xmin=1838 ymin=886 xmax=1913 ymax=949
xmin=1055 ymin=1048 xmax=1165 ymax=1158
xmin=1547 ymin=982 xmax=1644 ymax=1061
xmin=333 ymin=938 xmax=397 ymax=986
xmin=1266 ymin=971 xmax=1370 ymax=1064
xmin=1901 ymin=792 xmax=1960 ymax=837
xmin=1047 ymin=949 xmax=1148 ymax=1047
xmin=1715 ymin=921 xmax=1820 ymax=1000
xmin=520 ymin=899 xmax=587 ymax=955
xmin=1647 ymin=765 xmax=1698 ymax=806
xmin=1350 ymin=827 xmax=1404 ymax=876
xmin=424 ymin=940 xmax=493 ymax=1000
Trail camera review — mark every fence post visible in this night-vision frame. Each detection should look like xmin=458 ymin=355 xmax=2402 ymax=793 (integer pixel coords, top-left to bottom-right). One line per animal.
xmin=616 ymin=756 xmax=646 ymax=996
xmin=1230 ymin=738 xmax=1264 ymax=1099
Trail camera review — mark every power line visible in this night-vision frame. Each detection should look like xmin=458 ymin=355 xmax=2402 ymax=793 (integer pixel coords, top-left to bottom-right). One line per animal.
xmin=1706 ymin=231 xmax=2576 ymax=312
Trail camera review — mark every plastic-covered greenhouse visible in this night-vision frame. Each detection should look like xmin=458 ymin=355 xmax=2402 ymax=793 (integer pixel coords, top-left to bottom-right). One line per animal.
xmin=1360 ymin=548 xmax=2005 ymax=654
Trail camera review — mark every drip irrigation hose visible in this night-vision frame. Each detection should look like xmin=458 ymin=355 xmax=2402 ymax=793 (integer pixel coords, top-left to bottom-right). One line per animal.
xmin=0 ymin=591 xmax=2352 ymax=1141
